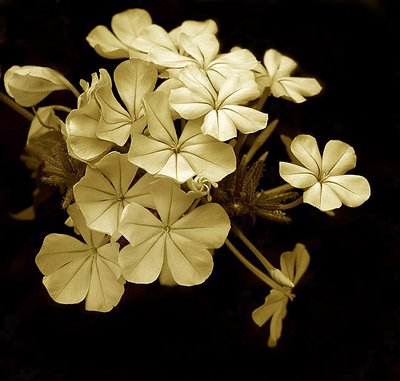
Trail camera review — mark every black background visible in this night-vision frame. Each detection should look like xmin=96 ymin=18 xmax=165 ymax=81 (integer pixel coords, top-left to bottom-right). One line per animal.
xmin=0 ymin=1 xmax=399 ymax=380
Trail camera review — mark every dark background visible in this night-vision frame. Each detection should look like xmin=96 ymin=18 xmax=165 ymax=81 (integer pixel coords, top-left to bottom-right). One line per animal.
xmin=0 ymin=0 xmax=399 ymax=380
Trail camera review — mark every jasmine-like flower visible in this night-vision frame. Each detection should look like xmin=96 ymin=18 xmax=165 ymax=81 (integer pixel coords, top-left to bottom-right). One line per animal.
xmin=252 ymin=243 xmax=310 ymax=347
xmin=170 ymin=65 xmax=268 ymax=141
xmin=118 ymin=177 xmax=231 ymax=286
xmin=4 ymin=65 xmax=79 ymax=107
xmin=260 ymin=49 xmax=322 ymax=103
xmin=73 ymin=151 xmax=155 ymax=236
xmin=128 ymin=91 xmax=236 ymax=183
xmin=279 ymin=134 xmax=371 ymax=211
xmin=35 ymin=203 xmax=124 ymax=312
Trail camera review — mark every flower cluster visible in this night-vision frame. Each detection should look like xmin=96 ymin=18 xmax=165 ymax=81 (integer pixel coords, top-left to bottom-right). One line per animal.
xmin=2 ymin=8 xmax=370 ymax=347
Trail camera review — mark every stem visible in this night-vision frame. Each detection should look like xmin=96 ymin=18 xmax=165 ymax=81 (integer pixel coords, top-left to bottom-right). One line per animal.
xmin=231 ymin=223 xmax=274 ymax=273
xmin=225 ymin=238 xmax=282 ymax=290
xmin=52 ymin=105 xmax=73 ymax=113
xmin=253 ymin=87 xmax=270 ymax=111
xmin=261 ymin=183 xmax=294 ymax=196
xmin=279 ymin=196 xmax=303 ymax=210
xmin=234 ymin=132 xmax=247 ymax=158
xmin=0 ymin=91 xmax=34 ymax=121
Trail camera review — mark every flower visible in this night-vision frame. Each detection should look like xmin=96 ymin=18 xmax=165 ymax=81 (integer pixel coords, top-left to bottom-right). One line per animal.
xmin=35 ymin=203 xmax=124 ymax=312
xmin=279 ymin=134 xmax=371 ymax=211
xmin=252 ymin=243 xmax=310 ymax=347
xmin=260 ymin=49 xmax=322 ymax=103
xmin=128 ymin=91 xmax=236 ymax=183
xmin=73 ymin=151 xmax=155 ymax=236
xmin=4 ymin=65 xmax=79 ymax=107
xmin=118 ymin=177 xmax=231 ymax=286
xmin=170 ymin=65 xmax=268 ymax=141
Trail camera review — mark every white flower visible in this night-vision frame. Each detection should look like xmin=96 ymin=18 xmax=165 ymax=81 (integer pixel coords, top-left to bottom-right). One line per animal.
xmin=170 ymin=65 xmax=268 ymax=141
xmin=279 ymin=134 xmax=371 ymax=211
xmin=261 ymin=49 xmax=322 ymax=103
xmin=252 ymin=243 xmax=310 ymax=347
xmin=118 ymin=177 xmax=231 ymax=286
xmin=35 ymin=203 xmax=124 ymax=312
xmin=128 ymin=91 xmax=236 ymax=183
xmin=73 ymin=151 xmax=155 ymax=236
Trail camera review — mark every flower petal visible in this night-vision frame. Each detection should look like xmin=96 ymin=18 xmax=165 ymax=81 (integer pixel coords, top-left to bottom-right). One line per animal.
xmin=86 ymin=25 xmax=129 ymax=59
xmin=85 ymin=243 xmax=124 ymax=312
xmin=202 ymin=109 xmax=237 ymax=141
xmin=150 ymin=178 xmax=194 ymax=226
xmin=252 ymin=289 xmax=286 ymax=327
xmin=119 ymin=233 xmax=165 ymax=284
xmin=166 ymin=233 xmax=214 ymax=286
xmin=43 ymin=254 xmax=93 ymax=305
xmin=114 ymin=58 xmax=158 ymax=120
xmin=119 ymin=202 xmax=164 ymax=246
xmin=143 ymin=91 xmax=178 ymax=144
xmin=274 ymin=77 xmax=322 ymax=103
xmin=111 ymin=8 xmax=152 ymax=47
xmin=290 ymin=134 xmax=322 ymax=175
xmin=279 ymin=162 xmax=318 ymax=188
xmin=221 ymin=105 xmax=268 ymax=135
xmin=172 ymin=203 xmax=231 ymax=248
xmin=325 ymin=175 xmax=371 ymax=208
xmin=280 ymin=243 xmax=310 ymax=285
xmin=303 ymin=182 xmax=343 ymax=211
xmin=170 ymin=87 xmax=214 ymax=119
xmin=263 ymin=49 xmax=297 ymax=79
xmin=322 ymin=140 xmax=356 ymax=176
xmin=179 ymin=119 xmax=236 ymax=182
xmin=35 ymin=233 xmax=90 ymax=275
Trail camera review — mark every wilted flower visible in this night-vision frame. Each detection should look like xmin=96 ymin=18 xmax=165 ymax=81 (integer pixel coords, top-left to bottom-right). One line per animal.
xmin=279 ymin=134 xmax=371 ymax=211
xmin=252 ymin=243 xmax=310 ymax=347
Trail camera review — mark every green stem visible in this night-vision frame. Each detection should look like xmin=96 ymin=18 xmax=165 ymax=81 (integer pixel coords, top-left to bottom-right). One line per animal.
xmin=225 ymin=238 xmax=282 ymax=290
xmin=0 ymin=91 xmax=34 ymax=121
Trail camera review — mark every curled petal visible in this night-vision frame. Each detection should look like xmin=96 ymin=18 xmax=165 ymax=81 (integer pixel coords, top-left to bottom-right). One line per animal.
xmin=273 ymin=77 xmax=322 ymax=103
xmin=263 ymin=49 xmax=297 ymax=78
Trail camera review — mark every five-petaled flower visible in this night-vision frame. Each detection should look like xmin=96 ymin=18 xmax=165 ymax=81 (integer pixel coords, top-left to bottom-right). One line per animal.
xmin=279 ymin=134 xmax=371 ymax=211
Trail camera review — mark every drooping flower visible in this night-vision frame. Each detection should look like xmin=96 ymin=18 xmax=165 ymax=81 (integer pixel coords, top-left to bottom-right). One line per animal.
xmin=35 ymin=203 xmax=125 ymax=312
xmin=128 ymin=91 xmax=236 ymax=183
xmin=170 ymin=65 xmax=268 ymax=141
xmin=260 ymin=49 xmax=322 ymax=103
xmin=4 ymin=65 xmax=79 ymax=107
xmin=73 ymin=151 xmax=155 ymax=236
xmin=252 ymin=243 xmax=310 ymax=347
xmin=279 ymin=134 xmax=371 ymax=211
xmin=118 ymin=177 xmax=231 ymax=286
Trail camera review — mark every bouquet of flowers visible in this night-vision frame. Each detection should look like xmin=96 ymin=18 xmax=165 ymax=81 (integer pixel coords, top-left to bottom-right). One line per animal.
xmin=2 ymin=8 xmax=371 ymax=347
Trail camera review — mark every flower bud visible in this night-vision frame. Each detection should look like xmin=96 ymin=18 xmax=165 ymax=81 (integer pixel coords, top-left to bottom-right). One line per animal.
xmin=4 ymin=65 xmax=76 ymax=107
